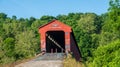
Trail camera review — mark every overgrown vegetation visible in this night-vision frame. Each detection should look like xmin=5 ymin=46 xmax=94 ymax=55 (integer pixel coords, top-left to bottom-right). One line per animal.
xmin=87 ymin=40 xmax=120 ymax=67
xmin=0 ymin=0 xmax=120 ymax=66
xmin=63 ymin=54 xmax=84 ymax=67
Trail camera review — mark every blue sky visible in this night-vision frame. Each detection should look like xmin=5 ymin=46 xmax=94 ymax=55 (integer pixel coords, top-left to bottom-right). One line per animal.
xmin=0 ymin=0 xmax=109 ymax=19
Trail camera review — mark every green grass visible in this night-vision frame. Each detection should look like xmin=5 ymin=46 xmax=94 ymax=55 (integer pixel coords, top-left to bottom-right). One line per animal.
xmin=63 ymin=54 xmax=85 ymax=67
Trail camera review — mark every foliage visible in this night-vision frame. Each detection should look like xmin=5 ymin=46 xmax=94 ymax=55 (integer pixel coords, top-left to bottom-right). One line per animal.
xmin=15 ymin=30 xmax=38 ymax=59
xmin=0 ymin=0 xmax=120 ymax=66
xmin=100 ymin=0 xmax=120 ymax=45
xmin=63 ymin=54 xmax=84 ymax=67
xmin=0 ymin=13 xmax=41 ymax=64
xmin=88 ymin=40 xmax=120 ymax=67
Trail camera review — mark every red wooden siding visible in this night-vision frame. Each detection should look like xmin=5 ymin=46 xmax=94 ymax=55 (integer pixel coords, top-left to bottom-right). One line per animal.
xmin=38 ymin=20 xmax=81 ymax=61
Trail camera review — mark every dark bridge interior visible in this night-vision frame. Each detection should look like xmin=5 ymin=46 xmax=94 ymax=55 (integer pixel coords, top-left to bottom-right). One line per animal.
xmin=46 ymin=31 xmax=65 ymax=53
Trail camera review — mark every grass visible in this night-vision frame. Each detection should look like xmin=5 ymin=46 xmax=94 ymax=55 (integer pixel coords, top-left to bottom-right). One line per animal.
xmin=0 ymin=53 xmax=85 ymax=67
xmin=0 ymin=58 xmax=33 ymax=67
xmin=0 ymin=53 xmax=42 ymax=67
xmin=63 ymin=54 xmax=85 ymax=67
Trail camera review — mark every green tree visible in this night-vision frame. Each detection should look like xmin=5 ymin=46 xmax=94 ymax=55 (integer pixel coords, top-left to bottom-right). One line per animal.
xmin=100 ymin=0 xmax=120 ymax=45
xmin=12 ymin=15 xmax=17 ymax=20
xmin=27 ymin=16 xmax=36 ymax=26
xmin=78 ymin=13 xmax=99 ymax=34
xmin=0 ymin=13 xmax=7 ymax=20
xmin=0 ymin=37 xmax=4 ymax=63
xmin=91 ymin=40 xmax=120 ymax=67
xmin=3 ymin=37 xmax=15 ymax=57
xmin=15 ymin=30 xmax=39 ymax=59
xmin=77 ymin=13 xmax=101 ymax=61
xmin=79 ymin=33 xmax=92 ymax=61
xmin=40 ymin=15 xmax=56 ymax=22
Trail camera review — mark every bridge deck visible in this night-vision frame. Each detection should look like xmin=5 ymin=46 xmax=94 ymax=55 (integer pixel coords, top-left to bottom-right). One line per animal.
xmin=15 ymin=53 xmax=65 ymax=67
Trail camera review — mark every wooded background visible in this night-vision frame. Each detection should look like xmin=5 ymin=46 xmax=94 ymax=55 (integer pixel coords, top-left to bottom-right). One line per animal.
xmin=0 ymin=0 xmax=120 ymax=66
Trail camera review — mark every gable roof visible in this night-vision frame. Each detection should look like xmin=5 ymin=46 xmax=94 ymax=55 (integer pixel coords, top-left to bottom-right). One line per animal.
xmin=39 ymin=20 xmax=71 ymax=29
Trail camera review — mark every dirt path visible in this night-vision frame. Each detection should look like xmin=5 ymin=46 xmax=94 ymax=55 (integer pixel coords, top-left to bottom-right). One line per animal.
xmin=15 ymin=60 xmax=63 ymax=67
xmin=15 ymin=53 xmax=64 ymax=67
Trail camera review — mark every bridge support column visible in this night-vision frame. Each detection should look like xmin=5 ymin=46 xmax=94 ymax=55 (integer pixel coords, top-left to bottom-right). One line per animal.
xmin=65 ymin=32 xmax=70 ymax=52
xmin=40 ymin=32 xmax=46 ymax=52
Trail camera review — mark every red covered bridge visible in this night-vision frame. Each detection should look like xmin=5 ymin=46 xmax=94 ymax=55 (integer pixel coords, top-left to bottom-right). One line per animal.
xmin=39 ymin=20 xmax=81 ymax=61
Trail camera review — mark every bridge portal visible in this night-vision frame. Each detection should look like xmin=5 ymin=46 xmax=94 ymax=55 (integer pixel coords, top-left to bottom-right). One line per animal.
xmin=39 ymin=20 xmax=81 ymax=61
xmin=46 ymin=31 xmax=65 ymax=53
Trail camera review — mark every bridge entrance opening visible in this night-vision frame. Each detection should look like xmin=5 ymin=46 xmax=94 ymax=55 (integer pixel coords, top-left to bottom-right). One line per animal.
xmin=46 ymin=31 xmax=65 ymax=53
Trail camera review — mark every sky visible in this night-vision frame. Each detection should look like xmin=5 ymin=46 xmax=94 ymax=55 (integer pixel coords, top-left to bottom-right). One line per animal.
xmin=0 ymin=0 xmax=109 ymax=19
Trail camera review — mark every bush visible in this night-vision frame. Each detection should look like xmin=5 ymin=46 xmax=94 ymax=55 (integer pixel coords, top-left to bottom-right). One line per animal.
xmin=89 ymin=40 xmax=120 ymax=67
xmin=63 ymin=54 xmax=84 ymax=67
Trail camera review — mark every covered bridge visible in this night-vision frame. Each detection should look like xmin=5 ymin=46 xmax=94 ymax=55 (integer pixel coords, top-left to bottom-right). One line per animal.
xmin=39 ymin=20 xmax=81 ymax=61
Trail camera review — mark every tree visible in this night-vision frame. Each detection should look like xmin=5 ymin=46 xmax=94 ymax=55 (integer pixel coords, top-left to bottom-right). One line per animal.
xmin=12 ymin=15 xmax=17 ymax=20
xmin=100 ymin=0 xmax=120 ymax=45
xmin=90 ymin=40 xmax=120 ymax=67
xmin=0 ymin=13 xmax=7 ymax=20
xmin=40 ymin=15 xmax=56 ymax=22
xmin=15 ymin=30 xmax=39 ymax=59
xmin=27 ymin=17 xmax=36 ymax=26
xmin=79 ymin=33 xmax=92 ymax=61
xmin=76 ymin=13 xmax=102 ymax=61
xmin=0 ymin=37 xmax=4 ymax=63
xmin=3 ymin=37 xmax=15 ymax=57
xmin=78 ymin=13 xmax=99 ymax=34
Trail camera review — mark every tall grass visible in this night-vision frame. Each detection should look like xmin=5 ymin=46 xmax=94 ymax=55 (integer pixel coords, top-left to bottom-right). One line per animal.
xmin=63 ymin=54 xmax=85 ymax=67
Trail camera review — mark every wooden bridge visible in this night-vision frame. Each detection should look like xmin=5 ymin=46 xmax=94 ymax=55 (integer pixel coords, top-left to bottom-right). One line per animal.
xmin=15 ymin=20 xmax=82 ymax=67
xmin=39 ymin=20 xmax=81 ymax=61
